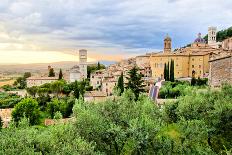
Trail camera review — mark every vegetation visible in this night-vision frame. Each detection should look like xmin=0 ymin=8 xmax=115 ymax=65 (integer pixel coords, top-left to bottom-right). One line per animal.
xmin=116 ymin=72 xmax=124 ymax=95
xmin=204 ymin=26 xmax=232 ymax=42
xmin=0 ymin=92 xmax=22 ymax=109
xmin=0 ymin=84 xmax=231 ymax=154
xmin=48 ymin=68 xmax=55 ymax=77
xmin=0 ymin=116 xmax=2 ymax=129
xmin=87 ymin=62 xmax=106 ymax=79
xmin=164 ymin=59 xmax=174 ymax=82
xmin=12 ymin=98 xmax=40 ymax=125
xmin=126 ymin=66 xmax=145 ymax=100
xmin=13 ymin=72 xmax=32 ymax=89
xmin=58 ymin=68 xmax=63 ymax=80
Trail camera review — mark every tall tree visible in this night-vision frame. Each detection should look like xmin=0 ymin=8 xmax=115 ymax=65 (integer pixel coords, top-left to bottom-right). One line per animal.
xmin=0 ymin=116 xmax=3 ymax=129
xmin=117 ymin=72 xmax=124 ymax=95
xmin=97 ymin=62 xmax=101 ymax=70
xmin=48 ymin=68 xmax=55 ymax=77
xmin=164 ymin=63 xmax=167 ymax=80
xmin=126 ymin=66 xmax=145 ymax=100
xmin=23 ymin=72 xmax=31 ymax=79
xmin=58 ymin=68 xmax=63 ymax=80
xmin=167 ymin=61 xmax=170 ymax=81
xmin=170 ymin=59 xmax=175 ymax=82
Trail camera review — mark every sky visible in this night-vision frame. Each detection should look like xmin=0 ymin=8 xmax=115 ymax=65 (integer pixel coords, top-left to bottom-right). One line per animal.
xmin=0 ymin=0 xmax=232 ymax=64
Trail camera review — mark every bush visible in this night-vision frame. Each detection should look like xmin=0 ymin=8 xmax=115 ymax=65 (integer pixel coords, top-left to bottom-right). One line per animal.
xmin=12 ymin=98 xmax=41 ymax=125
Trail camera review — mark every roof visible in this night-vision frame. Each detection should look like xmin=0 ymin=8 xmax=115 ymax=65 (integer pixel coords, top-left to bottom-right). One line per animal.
xmin=84 ymin=91 xmax=107 ymax=97
xmin=27 ymin=77 xmax=59 ymax=80
xmin=209 ymin=55 xmax=231 ymax=62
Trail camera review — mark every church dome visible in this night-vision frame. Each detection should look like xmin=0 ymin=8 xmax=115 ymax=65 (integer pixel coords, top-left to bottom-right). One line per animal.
xmin=194 ymin=33 xmax=205 ymax=43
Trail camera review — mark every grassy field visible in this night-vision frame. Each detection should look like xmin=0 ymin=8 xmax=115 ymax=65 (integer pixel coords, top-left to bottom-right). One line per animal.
xmin=0 ymin=79 xmax=15 ymax=87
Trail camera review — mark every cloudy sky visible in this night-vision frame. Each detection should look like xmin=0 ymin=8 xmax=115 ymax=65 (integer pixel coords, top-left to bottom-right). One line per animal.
xmin=0 ymin=0 xmax=232 ymax=64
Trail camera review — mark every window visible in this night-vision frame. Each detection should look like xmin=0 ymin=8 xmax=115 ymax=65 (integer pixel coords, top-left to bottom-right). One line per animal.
xmin=192 ymin=65 xmax=194 ymax=68
xmin=199 ymin=65 xmax=201 ymax=68
xmin=176 ymin=64 xmax=179 ymax=67
xmin=192 ymin=58 xmax=194 ymax=61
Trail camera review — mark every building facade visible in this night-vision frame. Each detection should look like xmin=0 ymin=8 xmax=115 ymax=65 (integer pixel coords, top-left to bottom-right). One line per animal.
xmin=27 ymin=77 xmax=59 ymax=87
xmin=209 ymin=51 xmax=232 ymax=87
xmin=222 ymin=37 xmax=232 ymax=50
xmin=69 ymin=49 xmax=88 ymax=82
xmin=150 ymin=33 xmax=219 ymax=80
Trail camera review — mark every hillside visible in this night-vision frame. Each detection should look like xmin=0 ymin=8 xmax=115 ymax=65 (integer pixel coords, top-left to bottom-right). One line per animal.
xmin=204 ymin=26 xmax=232 ymax=42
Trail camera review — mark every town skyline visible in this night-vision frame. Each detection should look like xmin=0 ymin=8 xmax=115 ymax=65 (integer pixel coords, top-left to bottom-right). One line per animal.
xmin=0 ymin=0 xmax=232 ymax=64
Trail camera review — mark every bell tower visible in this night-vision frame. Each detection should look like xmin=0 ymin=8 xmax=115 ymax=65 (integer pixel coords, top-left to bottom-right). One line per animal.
xmin=208 ymin=27 xmax=217 ymax=46
xmin=164 ymin=34 xmax=172 ymax=53
xmin=79 ymin=49 xmax=87 ymax=79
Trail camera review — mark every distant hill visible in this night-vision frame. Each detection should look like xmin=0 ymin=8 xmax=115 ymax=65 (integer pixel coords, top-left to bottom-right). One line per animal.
xmin=204 ymin=26 xmax=232 ymax=42
xmin=0 ymin=60 xmax=116 ymax=74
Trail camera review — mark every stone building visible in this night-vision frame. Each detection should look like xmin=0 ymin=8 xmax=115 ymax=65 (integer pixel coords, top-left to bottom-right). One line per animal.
xmin=135 ymin=54 xmax=150 ymax=68
xmin=26 ymin=77 xmax=59 ymax=87
xmin=209 ymin=51 xmax=232 ymax=87
xmin=69 ymin=49 xmax=88 ymax=82
xmin=208 ymin=27 xmax=222 ymax=48
xmin=150 ymin=33 xmax=220 ymax=80
xmin=222 ymin=37 xmax=232 ymax=50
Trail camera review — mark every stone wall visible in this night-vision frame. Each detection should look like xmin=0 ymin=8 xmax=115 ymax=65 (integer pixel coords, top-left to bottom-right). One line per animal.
xmin=209 ymin=56 xmax=232 ymax=87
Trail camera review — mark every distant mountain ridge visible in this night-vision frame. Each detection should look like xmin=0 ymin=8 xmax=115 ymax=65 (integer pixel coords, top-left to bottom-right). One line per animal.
xmin=0 ymin=60 xmax=116 ymax=74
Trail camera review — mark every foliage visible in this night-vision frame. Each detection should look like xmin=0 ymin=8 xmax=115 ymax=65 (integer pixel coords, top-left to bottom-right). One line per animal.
xmin=1 ymin=84 xmax=17 ymax=91
xmin=87 ymin=63 xmax=106 ymax=78
xmin=46 ymin=97 xmax=75 ymax=118
xmin=0 ymin=92 xmax=22 ymax=109
xmin=26 ymin=86 xmax=38 ymax=97
xmin=0 ymin=116 xmax=2 ymax=129
xmin=159 ymin=81 xmax=191 ymax=99
xmin=0 ymin=123 xmax=97 ymax=154
xmin=204 ymin=26 xmax=232 ymax=42
xmin=12 ymin=98 xmax=41 ymax=125
xmin=117 ymin=72 xmax=124 ymax=95
xmin=126 ymin=66 xmax=145 ymax=100
xmin=170 ymin=59 xmax=175 ymax=82
xmin=58 ymin=68 xmax=63 ymax=80
xmin=48 ymin=68 xmax=55 ymax=77
xmin=164 ymin=63 xmax=168 ymax=80
xmin=191 ymin=77 xmax=208 ymax=86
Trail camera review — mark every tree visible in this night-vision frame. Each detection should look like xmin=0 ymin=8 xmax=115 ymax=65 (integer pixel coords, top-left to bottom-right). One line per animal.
xmin=12 ymin=98 xmax=40 ymax=125
xmin=48 ymin=68 xmax=55 ymax=77
xmin=167 ymin=61 xmax=170 ymax=81
xmin=0 ymin=116 xmax=3 ymax=129
xmin=23 ymin=72 xmax=31 ymax=79
xmin=72 ymin=81 xmax=80 ymax=99
xmin=97 ymin=62 xmax=101 ymax=70
xmin=126 ymin=66 xmax=145 ymax=100
xmin=164 ymin=63 xmax=167 ymax=80
xmin=170 ymin=59 xmax=175 ymax=82
xmin=26 ymin=86 xmax=38 ymax=97
xmin=50 ymin=80 xmax=65 ymax=97
xmin=117 ymin=72 xmax=124 ymax=95
xmin=191 ymin=77 xmax=197 ymax=86
xmin=58 ymin=69 xmax=63 ymax=80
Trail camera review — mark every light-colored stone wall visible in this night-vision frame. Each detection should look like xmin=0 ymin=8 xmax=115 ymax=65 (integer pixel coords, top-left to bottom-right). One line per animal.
xmin=27 ymin=78 xmax=58 ymax=87
xmin=209 ymin=56 xmax=232 ymax=87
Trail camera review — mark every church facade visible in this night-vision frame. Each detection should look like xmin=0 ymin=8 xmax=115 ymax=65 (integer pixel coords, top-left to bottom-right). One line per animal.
xmin=69 ymin=49 xmax=88 ymax=82
xmin=150 ymin=33 xmax=220 ymax=80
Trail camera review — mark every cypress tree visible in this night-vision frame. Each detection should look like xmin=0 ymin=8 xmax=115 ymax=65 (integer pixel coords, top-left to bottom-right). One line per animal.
xmin=58 ymin=69 xmax=63 ymax=80
xmin=117 ymin=72 xmax=124 ymax=95
xmin=167 ymin=61 xmax=170 ymax=81
xmin=164 ymin=63 xmax=167 ymax=80
xmin=48 ymin=68 xmax=55 ymax=77
xmin=170 ymin=59 xmax=175 ymax=82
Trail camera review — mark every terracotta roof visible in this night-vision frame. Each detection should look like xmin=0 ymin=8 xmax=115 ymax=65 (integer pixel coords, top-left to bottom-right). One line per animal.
xmin=27 ymin=77 xmax=59 ymax=80
xmin=84 ymin=91 xmax=107 ymax=97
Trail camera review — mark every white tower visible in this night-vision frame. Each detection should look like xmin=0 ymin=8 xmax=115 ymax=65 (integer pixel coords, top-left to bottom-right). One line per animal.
xmin=208 ymin=27 xmax=217 ymax=46
xmin=79 ymin=49 xmax=87 ymax=79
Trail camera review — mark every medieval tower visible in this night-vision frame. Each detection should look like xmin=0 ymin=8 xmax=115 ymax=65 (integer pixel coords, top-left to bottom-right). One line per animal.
xmin=164 ymin=34 xmax=172 ymax=53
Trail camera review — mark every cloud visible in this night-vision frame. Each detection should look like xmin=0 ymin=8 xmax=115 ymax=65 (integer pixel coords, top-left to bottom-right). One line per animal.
xmin=0 ymin=0 xmax=232 ymax=64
